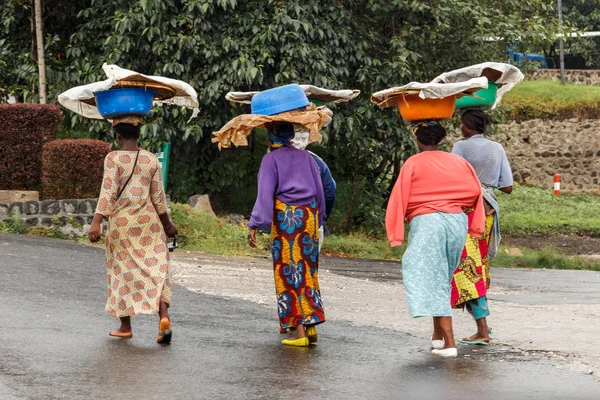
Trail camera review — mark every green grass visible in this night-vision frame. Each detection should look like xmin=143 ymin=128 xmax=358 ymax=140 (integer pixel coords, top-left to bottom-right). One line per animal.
xmin=321 ymin=233 xmax=406 ymax=260
xmin=498 ymin=185 xmax=600 ymax=237
xmin=170 ymin=203 xmax=270 ymax=257
xmin=0 ymin=213 xmax=28 ymax=234
xmin=503 ymin=80 xmax=600 ymax=119
xmin=493 ymin=246 xmax=600 ymax=271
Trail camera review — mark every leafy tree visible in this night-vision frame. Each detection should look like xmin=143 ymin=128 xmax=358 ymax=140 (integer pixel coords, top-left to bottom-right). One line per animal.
xmin=559 ymin=0 xmax=600 ymax=66
xmin=1 ymin=0 xmax=559 ymax=230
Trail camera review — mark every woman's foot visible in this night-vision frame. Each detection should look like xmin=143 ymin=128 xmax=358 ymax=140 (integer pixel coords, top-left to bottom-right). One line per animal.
xmin=156 ymin=318 xmax=172 ymax=344
xmin=109 ymin=328 xmax=132 ymax=339
xmin=431 ymin=348 xmax=458 ymax=358
xmin=459 ymin=331 xmax=490 ymax=345
xmin=110 ymin=317 xmax=132 ymax=338
xmin=282 ymin=337 xmax=309 ymax=347
xmin=306 ymin=326 xmax=318 ymax=343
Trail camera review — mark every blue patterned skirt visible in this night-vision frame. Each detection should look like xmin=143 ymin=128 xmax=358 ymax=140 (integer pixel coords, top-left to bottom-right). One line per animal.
xmin=402 ymin=212 xmax=468 ymax=318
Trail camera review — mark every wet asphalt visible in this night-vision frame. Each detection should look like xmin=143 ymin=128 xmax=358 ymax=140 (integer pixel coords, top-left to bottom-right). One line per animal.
xmin=0 ymin=233 xmax=598 ymax=400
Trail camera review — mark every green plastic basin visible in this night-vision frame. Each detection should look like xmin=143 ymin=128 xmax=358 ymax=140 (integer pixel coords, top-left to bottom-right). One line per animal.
xmin=455 ymin=81 xmax=498 ymax=109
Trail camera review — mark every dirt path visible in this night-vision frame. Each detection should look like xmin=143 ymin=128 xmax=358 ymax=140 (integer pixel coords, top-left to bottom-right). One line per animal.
xmin=504 ymin=234 xmax=600 ymax=256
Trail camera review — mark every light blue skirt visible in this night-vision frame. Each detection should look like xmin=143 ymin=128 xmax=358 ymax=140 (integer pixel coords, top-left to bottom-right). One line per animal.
xmin=402 ymin=212 xmax=468 ymax=318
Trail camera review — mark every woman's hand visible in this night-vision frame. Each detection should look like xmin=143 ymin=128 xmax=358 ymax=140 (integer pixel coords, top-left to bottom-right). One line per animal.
xmin=247 ymin=228 xmax=258 ymax=248
xmin=88 ymin=221 xmax=102 ymax=243
xmin=164 ymin=223 xmax=178 ymax=238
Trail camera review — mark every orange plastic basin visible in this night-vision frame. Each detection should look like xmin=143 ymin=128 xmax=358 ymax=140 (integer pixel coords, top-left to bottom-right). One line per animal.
xmin=395 ymin=95 xmax=456 ymax=122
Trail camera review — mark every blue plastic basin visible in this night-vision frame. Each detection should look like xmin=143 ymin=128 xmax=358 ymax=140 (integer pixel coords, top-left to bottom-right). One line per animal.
xmin=94 ymin=87 xmax=156 ymax=119
xmin=251 ymin=84 xmax=309 ymax=116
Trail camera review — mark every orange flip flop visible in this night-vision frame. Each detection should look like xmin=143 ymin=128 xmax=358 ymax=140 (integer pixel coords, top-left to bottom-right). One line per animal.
xmin=109 ymin=331 xmax=133 ymax=339
xmin=157 ymin=318 xmax=172 ymax=344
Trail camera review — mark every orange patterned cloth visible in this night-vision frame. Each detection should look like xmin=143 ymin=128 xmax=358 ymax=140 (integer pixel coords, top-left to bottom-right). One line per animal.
xmin=96 ymin=149 xmax=171 ymax=318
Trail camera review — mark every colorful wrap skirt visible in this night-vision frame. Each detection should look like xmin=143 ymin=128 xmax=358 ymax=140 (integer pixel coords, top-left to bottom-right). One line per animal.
xmin=402 ymin=212 xmax=468 ymax=318
xmin=271 ymin=199 xmax=325 ymax=333
xmin=450 ymin=212 xmax=495 ymax=308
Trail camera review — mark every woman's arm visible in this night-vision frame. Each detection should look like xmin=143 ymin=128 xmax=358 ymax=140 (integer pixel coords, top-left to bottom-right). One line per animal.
xmin=247 ymin=156 xmax=278 ymax=229
xmin=89 ymin=153 xmax=118 ymax=243
xmin=309 ymin=157 xmax=326 ymax=227
xmin=247 ymin=156 xmax=277 ymax=247
xmin=385 ymin=163 xmax=413 ymax=247
xmin=159 ymin=213 xmax=177 ymax=238
xmin=88 ymin=213 xmax=105 ymax=243
xmin=497 ymin=147 xmax=514 ymax=194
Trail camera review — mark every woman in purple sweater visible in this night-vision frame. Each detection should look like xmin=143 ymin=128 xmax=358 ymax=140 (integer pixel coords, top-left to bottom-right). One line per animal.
xmin=247 ymin=122 xmax=326 ymax=347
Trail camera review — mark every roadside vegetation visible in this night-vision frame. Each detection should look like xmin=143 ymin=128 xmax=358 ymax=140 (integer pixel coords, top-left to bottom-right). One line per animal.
xmin=498 ymin=185 xmax=600 ymax=237
xmin=2 ymin=185 xmax=599 ymax=271
xmin=502 ymin=80 xmax=600 ymax=120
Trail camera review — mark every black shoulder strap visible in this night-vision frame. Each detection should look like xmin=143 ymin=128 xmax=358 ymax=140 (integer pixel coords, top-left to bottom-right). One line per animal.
xmin=116 ymin=149 xmax=140 ymax=200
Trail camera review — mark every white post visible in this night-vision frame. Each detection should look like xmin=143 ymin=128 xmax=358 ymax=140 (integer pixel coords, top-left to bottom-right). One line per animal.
xmin=34 ymin=0 xmax=47 ymax=103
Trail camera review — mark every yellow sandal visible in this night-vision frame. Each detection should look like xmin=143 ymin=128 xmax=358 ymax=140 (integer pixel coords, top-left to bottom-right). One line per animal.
xmin=282 ymin=337 xmax=309 ymax=347
xmin=306 ymin=326 xmax=318 ymax=343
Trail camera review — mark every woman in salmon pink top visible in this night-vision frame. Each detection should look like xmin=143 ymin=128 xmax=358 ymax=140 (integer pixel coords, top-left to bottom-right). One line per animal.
xmin=386 ymin=122 xmax=485 ymax=358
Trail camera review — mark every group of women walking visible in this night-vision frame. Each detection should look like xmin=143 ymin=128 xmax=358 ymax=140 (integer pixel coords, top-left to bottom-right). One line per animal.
xmin=387 ymin=111 xmax=512 ymax=357
xmin=89 ymin=101 xmax=511 ymax=357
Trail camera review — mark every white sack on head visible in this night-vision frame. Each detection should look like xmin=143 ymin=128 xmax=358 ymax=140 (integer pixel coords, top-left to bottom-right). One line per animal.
xmin=226 ymin=84 xmax=360 ymax=104
xmin=430 ymin=62 xmax=524 ymax=109
xmin=58 ymin=63 xmax=199 ymax=119
xmin=370 ymin=77 xmax=488 ymax=108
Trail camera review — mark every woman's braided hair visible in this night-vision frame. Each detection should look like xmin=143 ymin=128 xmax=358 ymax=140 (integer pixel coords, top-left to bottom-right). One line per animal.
xmin=461 ymin=110 xmax=493 ymax=134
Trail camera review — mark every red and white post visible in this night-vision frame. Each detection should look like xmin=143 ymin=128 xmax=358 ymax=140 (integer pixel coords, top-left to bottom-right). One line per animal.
xmin=554 ymin=174 xmax=561 ymax=196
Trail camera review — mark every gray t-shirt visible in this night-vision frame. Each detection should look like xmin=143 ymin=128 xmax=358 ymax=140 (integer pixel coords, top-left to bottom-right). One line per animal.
xmin=452 ymin=134 xmax=513 ymax=189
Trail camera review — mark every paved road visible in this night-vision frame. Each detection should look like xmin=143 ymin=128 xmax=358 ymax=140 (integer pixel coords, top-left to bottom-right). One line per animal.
xmin=1 ymin=233 xmax=598 ymax=399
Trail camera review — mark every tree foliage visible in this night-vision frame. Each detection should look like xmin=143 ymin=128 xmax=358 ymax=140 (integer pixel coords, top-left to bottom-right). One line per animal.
xmin=560 ymin=0 xmax=600 ymax=66
xmin=1 ymin=0 xmax=559 ymax=229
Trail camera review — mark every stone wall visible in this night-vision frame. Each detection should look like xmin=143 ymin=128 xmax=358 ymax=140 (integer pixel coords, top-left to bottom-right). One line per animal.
xmin=0 ymin=198 xmax=99 ymax=236
xmin=447 ymin=119 xmax=600 ymax=191
xmin=530 ymin=69 xmax=600 ymax=86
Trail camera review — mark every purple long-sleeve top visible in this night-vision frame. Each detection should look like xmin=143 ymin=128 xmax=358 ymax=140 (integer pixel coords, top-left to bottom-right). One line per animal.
xmin=247 ymin=147 xmax=325 ymax=229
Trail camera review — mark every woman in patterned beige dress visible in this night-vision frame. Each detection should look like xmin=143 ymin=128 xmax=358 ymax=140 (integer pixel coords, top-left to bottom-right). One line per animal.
xmin=88 ymin=116 xmax=178 ymax=343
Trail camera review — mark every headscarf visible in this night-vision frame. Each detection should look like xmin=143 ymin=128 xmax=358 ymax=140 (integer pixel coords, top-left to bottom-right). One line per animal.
xmin=267 ymin=122 xmax=295 ymax=150
xmin=410 ymin=120 xmax=443 ymax=136
xmin=461 ymin=110 xmax=493 ymax=133
xmin=112 ymin=115 xmax=144 ymax=127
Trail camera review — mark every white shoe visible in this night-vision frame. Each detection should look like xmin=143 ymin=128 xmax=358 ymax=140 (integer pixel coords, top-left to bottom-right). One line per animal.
xmin=431 ymin=339 xmax=445 ymax=350
xmin=431 ymin=348 xmax=458 ymax=358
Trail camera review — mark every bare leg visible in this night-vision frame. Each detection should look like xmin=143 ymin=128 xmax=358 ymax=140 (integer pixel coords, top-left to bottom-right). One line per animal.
xmin=159 ymin=301 xmax=170 ymax=321
xmin=433 ymin=316 xmax=456 ymax=349
xmin=464 ymin=297 xmax=491 ymax=342
xmin=295 ymin=324 xmax=307 ymax=339
xmin=432 ymin=318 xmax=443 ymax=341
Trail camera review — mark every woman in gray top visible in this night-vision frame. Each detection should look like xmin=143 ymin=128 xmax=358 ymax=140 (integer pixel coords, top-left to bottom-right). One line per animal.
xmin=443 ymin=110 xmax=512 ymax=348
